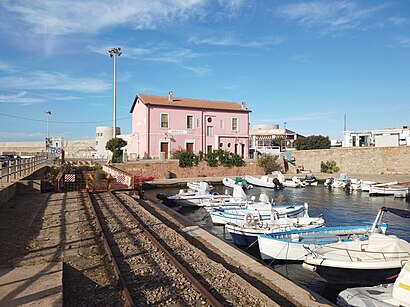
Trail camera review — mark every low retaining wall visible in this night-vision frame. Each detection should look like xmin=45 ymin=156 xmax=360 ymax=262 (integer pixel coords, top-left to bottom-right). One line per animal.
xmin=115 ymin=160 xmax=268 ymax=180
xmin=292 ymin=146 xmax=410 ymax=175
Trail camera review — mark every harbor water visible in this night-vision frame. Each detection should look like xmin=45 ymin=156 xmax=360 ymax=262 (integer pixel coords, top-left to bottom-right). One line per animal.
xmin=149 ymin=184 xmax=410 ymax=302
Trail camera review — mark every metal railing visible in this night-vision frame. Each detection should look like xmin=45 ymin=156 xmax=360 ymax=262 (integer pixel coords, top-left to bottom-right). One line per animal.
xmin=0 ymin=156 xmax=47 ymax=186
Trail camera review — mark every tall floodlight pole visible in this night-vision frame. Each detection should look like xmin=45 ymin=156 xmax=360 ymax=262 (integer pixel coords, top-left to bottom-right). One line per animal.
xmin=44 ymin=111 xmax=51 ymax=142
xmin=284 ymin=122 xmax=287 ymax=151
xmin=108 ymin=47 xmax=122 ymax=138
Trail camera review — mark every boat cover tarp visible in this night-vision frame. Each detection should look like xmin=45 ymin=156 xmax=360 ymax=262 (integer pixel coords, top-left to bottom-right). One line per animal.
xmin=384 ymin=207 xmax=410 ymax=218
xmin=366 ymin=233 xmax=410 ymax=254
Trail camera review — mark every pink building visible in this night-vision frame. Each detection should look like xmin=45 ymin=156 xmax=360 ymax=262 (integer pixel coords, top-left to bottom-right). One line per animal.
xmin=129 ymin=92 xmax=251 ymax=160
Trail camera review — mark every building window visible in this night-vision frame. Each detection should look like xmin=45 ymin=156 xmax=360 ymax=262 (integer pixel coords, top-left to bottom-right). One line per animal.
xmin=207 ymin=126 xmax=214 ymax=136
xmin=161 ymin=113 xmax=169 ymax=129
xmin=220 ymin=119 xmax=224 ymax=129
xmin=231 ymin=118 xmax=238 ymax=131
xmin=197 ymin=118 xmax=200 ymax=128
xmin=186 ymin=115 xmax=194 ymax=129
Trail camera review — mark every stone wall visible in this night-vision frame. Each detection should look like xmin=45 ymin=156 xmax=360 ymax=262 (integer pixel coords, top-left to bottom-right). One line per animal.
xmin=0 ymin=140 xmax=96 ymax=157
xmin=292 ymin=146 xmax=410 ymax=175
xmin=116 ymin=160 xmax=268 ymax=179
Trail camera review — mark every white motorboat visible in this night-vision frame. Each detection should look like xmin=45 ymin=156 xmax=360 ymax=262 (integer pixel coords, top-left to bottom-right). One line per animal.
xmin=210 ymin=197 xmax=306 ymax=226
xmin=324 ymin=173 xmax=350 ymax=189
xmin=244 ymin=175 xmax=283 ymax=189
xmin=349 ymin=179 xmax=378 ymax=191
xmin=226 ymin=209 xmax=325 ymax=247
xmin=186 ymin=181 xmax=214 ymax=192
xmin=303 ymin=207 xmax=410 ymax=285
xmin=222 ymin=177 xmax=253 ymax=189
xmin=156 ymin=181 xmax=231 ymax=207
xmin=303 ymin=173 xmax=318 ymax=186
xmin=337 ymin=260 xmax=410 ymax=307
xmin=258 ymin=207 xmax=392 ymax=262
xmin=258 ymin=225 xmax=379 ymax=262
xmin=272 ymin=171 xmax=305 ymax=188
xmin=369 ymin=181 xmax=410 ymax=197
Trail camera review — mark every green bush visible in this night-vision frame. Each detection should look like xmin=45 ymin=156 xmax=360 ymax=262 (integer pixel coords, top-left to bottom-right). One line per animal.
xmin=320 ymin=160 xmax=340 ymax=173
xmin=205 ymin=149 xmax=245 ymax=167
xmin=172 ymin=149 xmax=199 ymax=167
xmin=256 ymin=153 xmax=280 ymax=174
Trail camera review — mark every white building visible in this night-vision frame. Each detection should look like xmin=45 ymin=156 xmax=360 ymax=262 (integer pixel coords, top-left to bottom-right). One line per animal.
xmin=249 ymin=123 xmax=302 ymax=154
xmin=343 ymin=125 xmax=410 ymax=147
xmin=96 ymin=126 xmax=121 ymax=159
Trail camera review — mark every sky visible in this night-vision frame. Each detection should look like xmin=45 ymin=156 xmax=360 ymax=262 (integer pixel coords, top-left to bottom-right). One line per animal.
xmin=0 ymin=0 xmax=409 ymax=142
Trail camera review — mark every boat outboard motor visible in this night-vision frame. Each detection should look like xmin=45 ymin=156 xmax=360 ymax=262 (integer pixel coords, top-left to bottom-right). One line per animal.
xmin=272 ymin=178 xmax=284 ymax=190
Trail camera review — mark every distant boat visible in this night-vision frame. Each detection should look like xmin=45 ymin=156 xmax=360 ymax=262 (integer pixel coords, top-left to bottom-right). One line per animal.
xmin=369 ymin=181 xmax=410 ymax=197
xmin=272 ymin=171 xmax=305 ymax=188
xmin=303 ymin=173 xmax=318 ymax=186
xmin=222 ymin=177 xmax=253 ymax=190
xmin=244 ymin=175 xmax=283 ymax=189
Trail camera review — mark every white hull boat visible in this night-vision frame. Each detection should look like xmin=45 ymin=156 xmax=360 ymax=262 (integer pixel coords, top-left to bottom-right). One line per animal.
xmin=222 ymin=177 xmax=253 ymax=189
xmin=226 ymin=212 xmax=325 ymax=247
xmin=244 ymin=175 xmax=283 ymax=189
xmin=210 ymin=202 xmax=306 ymax=226
xmin=258 ymin=207 xmax=394 ymax=262
xmin=303 ymin=207 xmax=410 ymax=285
xmin=258 ymin=225 xmax=378 ymax=261
xmin=337 ymin=260 xmax=410 ymax=307
xmin=369 ymin=181 xmax=410 ymax=197
xmin=272 ymin=171 xmax=305 ymax=188
xmin=304 ymin=233 xmax=410 ymax=285
xmin=303 ymin=173 xmax=318 ymax=186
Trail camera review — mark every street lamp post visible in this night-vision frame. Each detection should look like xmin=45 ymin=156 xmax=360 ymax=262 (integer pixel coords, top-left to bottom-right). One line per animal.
xmin=284 ymin=122 xmax=287 ymax=152
xmin=108 ymin=47 xmax=122 ymax=138
xmin=45 ymin=110 xmax=51 ymax=149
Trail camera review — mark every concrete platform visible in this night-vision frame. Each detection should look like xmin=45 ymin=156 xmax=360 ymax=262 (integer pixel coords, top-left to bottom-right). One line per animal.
xmin=0 ymin=262 xmax=62 ymax=306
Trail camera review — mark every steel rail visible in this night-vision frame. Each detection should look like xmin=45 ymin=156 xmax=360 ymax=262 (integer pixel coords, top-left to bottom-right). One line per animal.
xmin=111 ymin=191 xmax=223 ymax=307
xmin=86 ymin=192 xmax=135 ymax=307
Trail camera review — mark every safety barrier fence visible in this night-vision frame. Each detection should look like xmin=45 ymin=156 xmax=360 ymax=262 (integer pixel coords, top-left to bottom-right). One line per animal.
xmin=0 ymin=156 xmax=47 ymax=187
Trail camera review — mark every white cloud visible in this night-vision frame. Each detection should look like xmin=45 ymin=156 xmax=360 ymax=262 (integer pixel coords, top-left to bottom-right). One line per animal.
xmin=0 ymin=61 xmax=17 ymax=73
xmin=1 ymin=0 xmax=208 ymax=35
xmin=288 ymin=54 xmax=309 ymax=63
xmin=277 ymin=1 xmax=384 ymax=33
xmin=188 ymin=33 xmax=284 ymax=48
xmin=91 ymin=43 xmax=211 ymax=76
xmin=0 ymin=71 xmax=110 ymax=93
xmin=218 ymin=0 xmax=245 ymax=17
xmin=0 ymin=91 xmax=44 ymax=105
xmin=389 ymin=37 xmax=410 ymax=48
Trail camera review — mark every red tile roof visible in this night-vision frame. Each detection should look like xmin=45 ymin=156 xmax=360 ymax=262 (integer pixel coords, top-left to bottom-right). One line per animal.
xmin=130 ymin=94 xmax=251 ymax=113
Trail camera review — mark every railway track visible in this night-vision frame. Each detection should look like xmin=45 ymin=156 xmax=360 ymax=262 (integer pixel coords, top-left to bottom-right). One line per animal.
xmin=88 ymin=191 xmax=283 ymax=306
xmin=88 ymin=191 xmax=222 ymax=306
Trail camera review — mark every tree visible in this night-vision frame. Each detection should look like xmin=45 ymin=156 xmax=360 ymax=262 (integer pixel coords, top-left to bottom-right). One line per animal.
xmin=105 ymin=138 xmax=127 ymax=163
xmin=257 ymin=153 xmax=280 ymax=174
xmin=295 ymin=135 xmax=331 ymax=150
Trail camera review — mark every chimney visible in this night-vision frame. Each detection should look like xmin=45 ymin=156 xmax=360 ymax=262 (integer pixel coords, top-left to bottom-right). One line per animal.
xmin=168 ymin=91 xmax=174 ymax=102
xmin=241 ymin=102 xmax=246 ymax=109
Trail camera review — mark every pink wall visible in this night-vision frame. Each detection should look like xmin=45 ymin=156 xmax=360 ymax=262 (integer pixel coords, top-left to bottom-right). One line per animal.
xmin=130 ymin=99 xmax=250 ymax=159
xmin=130 ymin=98 xmax=148 ymax=159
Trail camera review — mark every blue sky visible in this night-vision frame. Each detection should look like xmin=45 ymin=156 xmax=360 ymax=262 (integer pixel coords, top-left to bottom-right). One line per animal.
xmin=0 ymin=0 xmax=409 ymax=142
